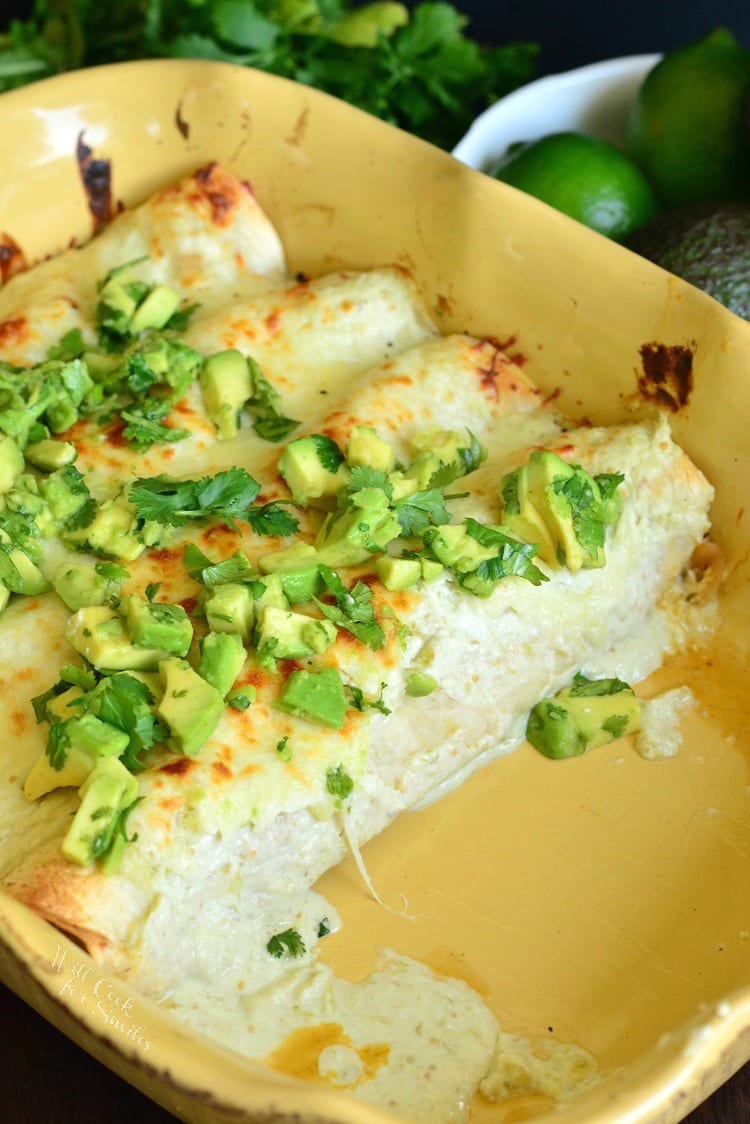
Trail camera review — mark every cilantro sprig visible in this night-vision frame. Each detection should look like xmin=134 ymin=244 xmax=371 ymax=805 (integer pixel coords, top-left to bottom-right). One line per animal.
xmin=314 ymin=565 xmax=385 ymax=650
xmin=0 ymin=3 xmax=538 ymax=151
xmin=130 ymin=467 xmax=298 ymax=536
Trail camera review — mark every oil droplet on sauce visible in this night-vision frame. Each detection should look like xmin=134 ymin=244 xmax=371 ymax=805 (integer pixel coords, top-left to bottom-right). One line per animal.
xmin=265 ymin=1021 xmax=390 ymax=1088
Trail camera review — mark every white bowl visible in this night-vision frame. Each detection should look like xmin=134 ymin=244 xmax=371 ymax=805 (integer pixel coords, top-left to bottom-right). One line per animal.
xmin=452 ymin=53 xmax=661 ymax=173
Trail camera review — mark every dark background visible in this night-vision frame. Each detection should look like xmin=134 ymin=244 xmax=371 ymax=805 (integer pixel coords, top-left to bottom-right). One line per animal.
xmin=2 ymin=2 xmax=750 ymax=1122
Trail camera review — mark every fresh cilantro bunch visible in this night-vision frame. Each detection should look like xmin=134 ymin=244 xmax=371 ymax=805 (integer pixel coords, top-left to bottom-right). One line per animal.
xmin=0 ymin=1 xmax=538 ymax=150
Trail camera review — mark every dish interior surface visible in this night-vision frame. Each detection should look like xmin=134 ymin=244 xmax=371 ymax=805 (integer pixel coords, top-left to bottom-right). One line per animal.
xmin=0 ymin=60 xmax=749 ymax=1124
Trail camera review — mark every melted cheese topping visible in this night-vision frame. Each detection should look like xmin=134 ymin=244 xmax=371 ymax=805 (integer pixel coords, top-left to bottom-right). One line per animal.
xmin=0 ymin=166 xmax=717 ymax=1122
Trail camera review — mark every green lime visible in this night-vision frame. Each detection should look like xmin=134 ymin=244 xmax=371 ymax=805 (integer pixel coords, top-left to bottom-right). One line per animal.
xmin=627 ymin=28 xmax=750 ymax=208
xmin=492 ymin=132 xmax=659 ymax=242
xmin=626 ymin=201 xmax=750 ymax=319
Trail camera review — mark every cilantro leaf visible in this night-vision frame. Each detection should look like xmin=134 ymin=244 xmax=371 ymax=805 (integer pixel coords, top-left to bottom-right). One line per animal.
xmin=311 ymin=434 xmax=345 ymax=472
xmin=346 ymin=681 xmax=391 ymax=715
xmin=130 ymin=467 xmax=261 ymax=529
xmin=314 ymin=565 xmax=385 ymax=650
xmin=568 ymin=672 xmax=633 ymax=698
xmin=121 ymin=408 xmax=190 ymax=451
xmin=348 ymin=464 xmax=393 ymax=496
xmin=245 ymin=356 xmax=299 ymax=443
xmin=266 ymin=928 xmax=306 ymax=958
xmin=394 ymin=486 xmax=450 ymax=536
xmin=463 ymin=518 xmax=548 ymax=588
xmin=95 ymin=672 xmax=165 ymax=770
xmin=246 ymin=500 xmax=299 ymax=537
xmin=46 ymin=720 xmax=70 ymax=771
xmin=427 ymin=430 xmax=487 ymax=486
xmin=183 ymin=543 xmax=256 ymax=586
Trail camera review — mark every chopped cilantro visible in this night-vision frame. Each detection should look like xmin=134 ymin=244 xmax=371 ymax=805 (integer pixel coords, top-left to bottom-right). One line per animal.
xmin=275 ymin=736 xmax=292 ymax=762
xmin=393 ymin=486 xmax=450 ymax=536
xmin=311 ymin=434 xmax=345 ymax=473
xmin=245 ymin=356 xmax=299 ymax=443
xmin=130 ymin=467 xmax=261 ymax=529
xmin=346 ymin=681 xmax=391 ymax=715
xmin=314 ymin=565 xmax=385 ymax=650
xmin=464 ymin=518 xmax=548 ymax=587
xmin=326 ymin=764 xmax=354 ymax=801
xmin=317 ymin=918 xmax=331 ymax=939
xmin=266 ymin=928 xmax=306 ymax=959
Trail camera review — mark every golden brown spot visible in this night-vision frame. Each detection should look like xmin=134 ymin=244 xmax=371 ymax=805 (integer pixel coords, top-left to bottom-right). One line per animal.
xmin=158 ymin=757 xmax=197 ymax=778
xmin=285 ymin=279 xmax=310 ymax=298
xmin=147 ymin=546 xmax=183 ymax=567
xmin=158 ymin=796 xmax=183 ymax=814
xmin=211 ymin=760 xmax=232 ymax=782
xmin=14 ymin=667 xmax=34 ymax=682
xmin=0 ymin=233 xmax=27 ymax=283
xmin=637 ymin=341 xmax=694 ymax=411
xmin=264 ymin=310 xmax=282 ymax=334
xmin=0 ymin=315 xmax=29 ymax=346
xmin=12 ymin=710 xmax=27 ymax=735
xmin=265 ymin=1023 xmax=390 ymax=1088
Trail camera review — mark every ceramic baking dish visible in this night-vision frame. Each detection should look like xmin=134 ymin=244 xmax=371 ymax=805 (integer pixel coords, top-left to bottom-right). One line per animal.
xmin=1 ymin=59 xmax=749 ymax=1124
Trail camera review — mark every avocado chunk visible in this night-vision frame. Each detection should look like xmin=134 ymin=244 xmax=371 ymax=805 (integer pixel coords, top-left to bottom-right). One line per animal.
xmin=500 ymin=465 xmax=558 ymax=567
xmin=258 ymin=542 xmax=322 ymax=603
xmin=345 ymin=426 xmax=396 ymax=473
xmin=199 ymin=349 xmax=252 ymax=440
xmin=61 ymin=756 xmax=140 ymax=867
xmin=66 ymin=494 xmax=145 ymax=562
xmin=204 ymin=582 xmax=255 ymax=642
xmin=0 ymin=434 xmax=24 ymax=493
xmin=52 ymin=561 xmax=127 ymax=612
xmin=0 ymin=530 xmax=49 ymax=596
xmin=67 ymin=606 xmax=170 ymax=671
xmin=24 ymin=439 xmax=77 ymax=473
xmin=422 ymin=523 xmax=497 ymax=573
xmin=198 ymin=631 xmax=246 ymax=697
xmin=122 ymin=594 xmax=193 ymax=656
xmin=315 ymin=487 xmax=400 ymax=567
xmin=255 ymin=605 xmax=336 ymax=664
xmin=274 ymin=666 xmax=348 ymax=729
xmin=405 ymin=671 xmax=437 ymax=697
xmin=420 ymin=557 xmax=444 ymax=582
xmin=254 ymin=572 xmax=289 ymax=612
xmin=128 ymin=284 xmax=181 ymax=335
xmin=526 ymin=674 xmax=641 ymax=759
xmin=278 ymin=434 xmax=349 ymax=509
xmin=525 ymin=452 xmax=611 ymax=572
xmin=38 ymin=465 xmax=91 ymax=525
xmin=24 ymin=715 xmax=129 ymax=801
xmin=157 ymin=656 xmax=225 ymax=757
xmin=375 ymin=555 xmax=422 ymax=591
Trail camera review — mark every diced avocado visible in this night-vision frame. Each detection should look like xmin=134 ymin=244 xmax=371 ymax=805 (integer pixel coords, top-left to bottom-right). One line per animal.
xmin=24 ymin=715 xmax=129 ymax=802
xmin=524 ymin=452 xmax=609 ymax=573
xmin=204 ymin=582 xmax=255 ymax=642
xmin=254 ymin=572 xmax=289 ymax=612
xmin=0 ymin=580 xmax=10 ymax=615
xmin=258 ymin=542 xmax=322 ymax=603
xmin=24 ymin=439 xmax=77 ymax=473
xmin=53 ymin=562 xmax=110 ymax=611
xmin=387 ymin=471 xmax=420 ymax=502
xmin=410 ymin=426 xmax=464 ymax=463
xmin=198 ymin=631 xmax=246 ymax=697
xmin=274 ymin=666 xmax=347 ymax=729
xmin=405 ymin=671 xmax=437 ymax=697
xmin=199 ymin=349 xmax=252 ymax=440
xmin=375 ymin=555 xmax=421 ymax=591
xmin=255 ymin=605 xmax=336 ymax=663
xmin=315 ymin=487 xmax=400 ymax=567
xmin=83 ymin=349 xmax=120 ymax=381
xmin=128 ymin=284 xmax=181 ymax=335
xmin=39 ymin=465 xmax=90 ymax=525
xmin=156 ymin=656 xmax=225 ymax=756
xmin=422 ymin=523 xmax=497 ymax=573
xmin=500 ymin=465 xmax=557 ymax=567
xmin=526 ymin=676 xmax=641 ymax=759
xmin=45 ymin=397 xmax=79 ymax=434
xmin=61 ymin=756 xmax=139 ymax=867
xmin=97 ymin=277 xmax=139 ymax=332
xmin=67 ymin=605 xmax=169 ymax=671
xmin=0 ymin=434 xmax=24 ymax=493
xmin=278 ymin=435 xmax=349 ymax=509
xmin=123 ymin=594 xmax=193 ymax=655
xmin=44 ymin=685 xmax=84 ymax=724
xmin=0 ymin=531 xmax=49 ymax=595
xmin=420 ymin=557 xmax=444 ymax=582
xmin=67 ymin=497 xmax=144 ymax=562
xmin=345 ymin=426 xmax=396 ymax=473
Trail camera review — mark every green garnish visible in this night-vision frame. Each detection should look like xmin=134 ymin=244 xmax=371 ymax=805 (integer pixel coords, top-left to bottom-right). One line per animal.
xmin=326 ymin=763 xmax=354 ymax=800
xmin=275 ymin=735 xmax=293 ymax=761
xmin=0 ymin=2 xmax=537 ymax=152
xmin=464 ymin=518 xmax=548 ymax=586
xmin=345 ymin=681 xmax=391 ymax=715
xmin=130 ymin=467 xmax=261 ymax=529
xmin=266 ymin=927 xmax=306 ymax=959
xmin=314 ymin=565 xmax=385 ymax=650
xmin=245 ymin=356 xmax=299 ymax=443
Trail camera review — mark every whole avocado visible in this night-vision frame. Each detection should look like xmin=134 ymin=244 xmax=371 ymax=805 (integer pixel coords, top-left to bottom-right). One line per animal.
xmin=626 ymin=202 xmax=750 ymax=320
